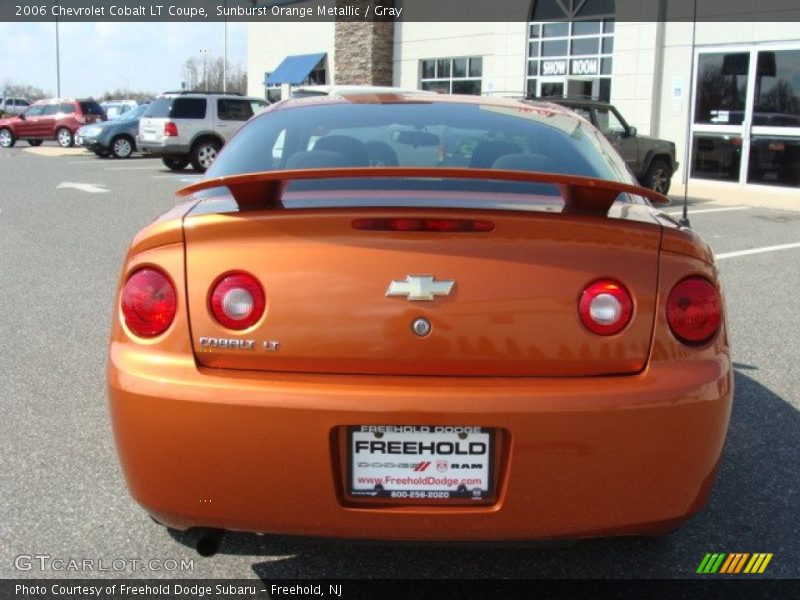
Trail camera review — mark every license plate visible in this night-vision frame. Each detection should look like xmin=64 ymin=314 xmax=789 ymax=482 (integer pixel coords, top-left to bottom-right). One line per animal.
xmin=141 ymin=132 xmax=157 ymax=142
xmin=348 ymin=425 xmax=493 ymax=501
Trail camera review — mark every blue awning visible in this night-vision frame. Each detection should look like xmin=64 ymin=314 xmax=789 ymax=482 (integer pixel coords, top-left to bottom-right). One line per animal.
xmin=265 ymin=53 xmax=326 ymax=85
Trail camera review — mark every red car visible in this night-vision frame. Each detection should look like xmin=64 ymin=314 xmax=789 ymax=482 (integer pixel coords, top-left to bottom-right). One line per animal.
xmin=0 ymin=98 xmax=106 ymax=148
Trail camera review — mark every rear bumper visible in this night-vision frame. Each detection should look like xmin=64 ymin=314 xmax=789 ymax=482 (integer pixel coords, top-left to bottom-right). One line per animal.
xmin=137 ymin=139 xmax=190 ymax=156
xmin=108 ymin=346 xmax=732 ymax=540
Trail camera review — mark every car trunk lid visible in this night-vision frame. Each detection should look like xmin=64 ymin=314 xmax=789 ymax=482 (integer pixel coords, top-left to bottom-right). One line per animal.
xmin=184 ymin=214 xmax=660 ymax=377
xmin=180 ymin=168 xmax=666 ymax=377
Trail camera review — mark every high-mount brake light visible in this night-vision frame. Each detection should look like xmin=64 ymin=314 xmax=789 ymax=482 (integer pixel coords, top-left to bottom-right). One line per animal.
xmin=352 ymin=218 xmax=494 ymax=232
xmin=121 ymin=268 xmax=177 ymax=338
xmin=209 ymin=272 xmax=266 ymax=330
xmin=667 ymin=276 xmax=722 ymax=345
xmin=578 ymin=280 xmax=634 ymax=336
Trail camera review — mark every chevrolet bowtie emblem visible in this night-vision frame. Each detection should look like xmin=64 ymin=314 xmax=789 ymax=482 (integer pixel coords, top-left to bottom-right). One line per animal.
xmin=386 ymin=275 xmax=455 ymax=301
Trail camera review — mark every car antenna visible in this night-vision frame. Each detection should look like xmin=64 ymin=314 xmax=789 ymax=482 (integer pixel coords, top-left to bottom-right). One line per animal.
xmin=679 ymin=0 xmax=698 ymax=229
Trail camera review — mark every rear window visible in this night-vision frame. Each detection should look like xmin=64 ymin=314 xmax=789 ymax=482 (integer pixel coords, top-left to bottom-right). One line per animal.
xmin=172 ymin=98 xmax=206 ymax=119
xmin=205 ymin=102 xmax=639 ymax=211
xmin=144 ymin=97 xmax=208 ymax=119
xmin=144 ymin=98 xmax=173 ymax=118
xmin=79 ymin=101 xmax=105 ymax=116
xmin=209 ymin=102 xmax=632 ymax=182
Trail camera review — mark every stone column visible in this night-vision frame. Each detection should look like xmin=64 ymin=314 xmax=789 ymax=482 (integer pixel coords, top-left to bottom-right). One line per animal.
xmin=333 ymin=0 xmax=395 ymax=86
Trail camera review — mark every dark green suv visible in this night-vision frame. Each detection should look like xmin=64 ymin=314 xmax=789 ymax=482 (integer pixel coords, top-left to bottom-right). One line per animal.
xmin=549 ymin=98 xmax=678 ymax=194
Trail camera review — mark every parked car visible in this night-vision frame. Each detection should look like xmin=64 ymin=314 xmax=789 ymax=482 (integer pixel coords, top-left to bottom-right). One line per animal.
xmin=101 ymin=100 xmax=138 ymax=120
xmin=0 ymin=98 xmax=106 ymax=148
xmin=0 ymin=96 xmax=31 ymax=117
xmin=547 ymin=98 xmax=679 ymax=194
xmin=109 ymin=92 xmax=731 ymax=547
xmin=137 ymin=91 xmax=268 ymax=172
xmin=76 ymin=103 xmax=149 ymax=158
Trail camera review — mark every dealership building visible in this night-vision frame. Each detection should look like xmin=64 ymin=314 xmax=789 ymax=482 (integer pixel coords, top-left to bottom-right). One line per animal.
xmin=247 ymin=0 xmax=800 ymax=198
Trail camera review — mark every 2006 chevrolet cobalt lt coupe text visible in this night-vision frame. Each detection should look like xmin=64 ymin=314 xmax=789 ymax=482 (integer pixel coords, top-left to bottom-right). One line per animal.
xmin=108 ymin=92 xmax=731 ymax=542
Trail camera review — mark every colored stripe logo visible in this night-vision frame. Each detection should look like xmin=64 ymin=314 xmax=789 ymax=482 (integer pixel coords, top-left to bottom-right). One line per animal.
xmin=697 ymin=553 xmax=773 ymax=574
xmin=413 ymin=461 xmax=431 ymax=472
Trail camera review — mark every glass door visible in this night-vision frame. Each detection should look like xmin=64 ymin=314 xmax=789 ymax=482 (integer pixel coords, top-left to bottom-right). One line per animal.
xmin=690 ymin=50 xmax=750 ymax=183
xmin=748 ymin=48 xmax=800 ymax=188
xmin=691 ymin=44 xmax=800 ymax=189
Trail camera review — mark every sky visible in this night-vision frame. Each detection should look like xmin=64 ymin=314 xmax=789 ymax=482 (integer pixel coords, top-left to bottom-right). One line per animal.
xmin=0 ymin=21 xmax=248 ymax=98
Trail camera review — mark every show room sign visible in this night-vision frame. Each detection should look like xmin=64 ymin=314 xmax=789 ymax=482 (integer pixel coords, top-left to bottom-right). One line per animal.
xmin=541 ymin=59 xmax=599 ymax=77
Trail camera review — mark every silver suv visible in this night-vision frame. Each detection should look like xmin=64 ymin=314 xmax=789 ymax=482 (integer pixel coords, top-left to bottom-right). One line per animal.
xmin=137 ymin=91 xmax=267 ymax=172
xmin=0 ymin=97 xmax=31 ymax=117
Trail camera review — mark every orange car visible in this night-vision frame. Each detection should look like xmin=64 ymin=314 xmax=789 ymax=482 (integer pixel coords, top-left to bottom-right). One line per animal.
xmin=108 ymin=93 xmax=731 ymax=550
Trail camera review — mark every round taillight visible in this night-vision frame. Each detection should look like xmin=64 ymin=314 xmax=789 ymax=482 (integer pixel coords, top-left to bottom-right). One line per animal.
xmin=667 ymin=276 xmax=721 ymax=345
xmin=209 ymin=272 xmax=266 ymax=330
xmin=121 ymin=268 xmax=177 ymax=338
xmin=578 ymin=280 xmax=633 ymax=335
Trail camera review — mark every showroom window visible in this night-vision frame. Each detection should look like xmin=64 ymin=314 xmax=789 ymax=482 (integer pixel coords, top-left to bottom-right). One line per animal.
xmin=526 ymin=0 xmax=615 ymax=100
xmin=691 ymin=46 xmax=800 ymax=189
xmin=694 ymin=52 xmax=750 ymax=126
xmin=420 ymin=57 xmax=483 ymax=95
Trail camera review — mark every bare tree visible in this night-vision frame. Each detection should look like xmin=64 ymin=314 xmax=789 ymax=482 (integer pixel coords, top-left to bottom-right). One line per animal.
xmin=1 ymin=79 xmax=51 ymax=101
xmin=182 ymin=56 xmax=247 ymax=94
xmin=759 ymin=80 xmax=800 ymax=116
xmin=227 ymin=65 xmax=248 ymax=95
xmin=100 ymin=88 xmax=155 ymax=103
xmin=183 ymin=57 xmax=201 ymax=90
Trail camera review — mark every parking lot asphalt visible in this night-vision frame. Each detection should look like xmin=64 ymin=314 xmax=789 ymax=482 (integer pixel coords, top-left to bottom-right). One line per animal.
xmin=1 ymin=143 xmax=798 ymax=580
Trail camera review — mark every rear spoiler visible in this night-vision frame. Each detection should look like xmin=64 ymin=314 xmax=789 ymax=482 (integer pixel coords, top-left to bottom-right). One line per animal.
xmin=176 ymin=167 xmax=669 ymax=216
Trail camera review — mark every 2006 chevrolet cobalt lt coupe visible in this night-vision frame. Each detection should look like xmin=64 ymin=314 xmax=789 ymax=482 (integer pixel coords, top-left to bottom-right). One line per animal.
xmin=108 ymin=92 xmax=731 ymax=542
